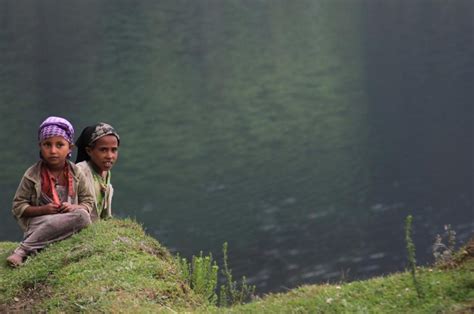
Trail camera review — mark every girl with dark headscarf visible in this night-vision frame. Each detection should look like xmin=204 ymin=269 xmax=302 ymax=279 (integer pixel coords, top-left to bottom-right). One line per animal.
xmin=7 ymin=116 xmax=93 ymax=267
xmin=75 ymin=122 xmax=120 ymax=222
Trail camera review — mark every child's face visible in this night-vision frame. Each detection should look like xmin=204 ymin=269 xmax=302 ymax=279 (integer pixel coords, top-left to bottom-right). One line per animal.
xmin=39 ymin=136 xmax=72 ymax=168
xmin=86 ymin=135 xmax=119 ymax=173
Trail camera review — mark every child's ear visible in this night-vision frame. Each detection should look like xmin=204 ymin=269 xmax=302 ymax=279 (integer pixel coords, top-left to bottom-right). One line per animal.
xmin=67 ymin=143 xmax=73 ymax=159
xmin=85 ymin=147 xmax=92 ymax=156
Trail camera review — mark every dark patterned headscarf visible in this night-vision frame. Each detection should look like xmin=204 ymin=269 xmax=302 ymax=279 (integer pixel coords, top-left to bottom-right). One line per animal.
xmin=75 ymin=122 xmax=120 ymax=163
xmin=38 ymin=116 xmax=74 ymax=144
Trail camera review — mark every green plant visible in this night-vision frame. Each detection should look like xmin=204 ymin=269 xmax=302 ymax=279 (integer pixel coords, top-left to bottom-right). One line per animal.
xmin=176 ymin=242 xmax=255 ymax=307
xmin=404 ymin=215 xmax=423 ymax=298
xmin=219 ymin=242 xmax=256 ymax=307
xmin=177 ymin=252 xmax=218 ymax=305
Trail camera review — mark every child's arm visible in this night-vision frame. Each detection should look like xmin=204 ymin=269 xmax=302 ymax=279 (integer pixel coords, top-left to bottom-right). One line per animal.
xmin=22 ymin=203 xmax=62 ymax=216
xmin=55 ymin=168 xmax=94 ymax=213
xmin=75 ymin=169 xmax=94 ymax=213
xmin=12 ymin=176 xmax=61 ymax=218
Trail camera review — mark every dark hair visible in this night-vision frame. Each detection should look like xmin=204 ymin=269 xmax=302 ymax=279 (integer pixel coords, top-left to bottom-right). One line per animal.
xmin=75 ymin=123 xmax=120 ymax=163
xmin=75 ymin=125 xmax=96 ymax=163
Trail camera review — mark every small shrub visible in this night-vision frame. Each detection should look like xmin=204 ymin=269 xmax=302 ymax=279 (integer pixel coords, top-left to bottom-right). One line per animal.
xmin=218 ymin=242 xmax=256 ymax=307
xmin=404 ymin=215 xmax=423 ymax=298
xmin=177 ymin=252 xmax=218 ymax=305
xmin=176 ymin=242 xmax=255 ymax=307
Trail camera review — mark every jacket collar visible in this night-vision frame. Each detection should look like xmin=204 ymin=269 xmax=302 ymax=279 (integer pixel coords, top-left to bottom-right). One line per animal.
xmin=24 ymin=160 xmax=79 ymax=184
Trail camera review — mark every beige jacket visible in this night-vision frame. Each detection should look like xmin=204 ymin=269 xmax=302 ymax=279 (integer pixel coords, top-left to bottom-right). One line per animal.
xmin=12 ymin=160 xmax=94 ymax=232
xmin=76 ymin=161 xmax=114 ymax=221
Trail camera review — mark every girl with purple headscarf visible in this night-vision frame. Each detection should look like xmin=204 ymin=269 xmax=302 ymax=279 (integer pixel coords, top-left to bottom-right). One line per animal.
xmin=7 ymin=116 xmax=94 ymax=267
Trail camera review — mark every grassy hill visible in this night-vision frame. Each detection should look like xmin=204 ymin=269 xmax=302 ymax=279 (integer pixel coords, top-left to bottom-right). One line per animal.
xmin=1 ymin=219 xmax=473 ymax=313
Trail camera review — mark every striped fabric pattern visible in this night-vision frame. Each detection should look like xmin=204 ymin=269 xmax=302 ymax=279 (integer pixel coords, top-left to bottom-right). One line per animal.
xmin=38 ymin=116 xmax=74 ymax=143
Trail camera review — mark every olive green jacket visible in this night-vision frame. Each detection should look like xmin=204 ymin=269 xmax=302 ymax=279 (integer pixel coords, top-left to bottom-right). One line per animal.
xmin=12 ymin=160 xmax=94 ymax=232
xmin=76 ymin=161 xmax=114 ymax=221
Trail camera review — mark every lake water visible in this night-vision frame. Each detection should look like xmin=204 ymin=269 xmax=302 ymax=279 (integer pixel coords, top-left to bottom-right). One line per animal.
xmin=0 ymin=0 xmax=472 ymax=293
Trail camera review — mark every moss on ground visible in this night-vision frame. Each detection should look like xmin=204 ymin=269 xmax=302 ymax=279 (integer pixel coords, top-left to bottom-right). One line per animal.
xmin=1 ymin=219 xmax=473 ymax=313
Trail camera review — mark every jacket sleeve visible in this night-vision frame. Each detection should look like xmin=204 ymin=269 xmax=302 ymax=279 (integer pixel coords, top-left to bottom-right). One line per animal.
xmin=76 ymin=169 xmax=95 ymax=213
xmin=12 ymin=175 xmax=35 ymax=219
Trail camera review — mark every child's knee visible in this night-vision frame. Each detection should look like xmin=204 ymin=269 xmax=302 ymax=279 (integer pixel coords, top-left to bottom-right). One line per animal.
xmin=74 ymin=208 xmax=92 ymax=228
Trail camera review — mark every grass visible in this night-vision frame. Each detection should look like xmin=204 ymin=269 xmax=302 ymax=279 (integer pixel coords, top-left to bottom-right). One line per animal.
xmin=0 ymin=219 xmax=207 ymax=312
xmin=1 ymin=219 xmax=473 ymax=313
xmin=219 ymin=262 xmax=474 ymax=313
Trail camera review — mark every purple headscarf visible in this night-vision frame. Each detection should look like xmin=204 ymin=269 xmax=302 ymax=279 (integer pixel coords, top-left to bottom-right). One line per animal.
xmin=38 ymin=116 xmax=75 ymax=144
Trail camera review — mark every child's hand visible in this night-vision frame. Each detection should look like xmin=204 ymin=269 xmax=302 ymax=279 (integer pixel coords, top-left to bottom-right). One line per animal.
xmin=59 ymin=202 xmax=84 ymax=213
xmin=43 ymin=203 xmax=61 ymax=214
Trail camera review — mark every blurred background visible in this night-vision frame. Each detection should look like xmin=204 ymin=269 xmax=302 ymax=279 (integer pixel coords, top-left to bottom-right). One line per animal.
xmin=0 ymin=0 xmax=472 ymax=293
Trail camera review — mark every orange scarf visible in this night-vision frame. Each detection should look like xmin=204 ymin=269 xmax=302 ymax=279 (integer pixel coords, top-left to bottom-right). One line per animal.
xmin=41 ymin=162 xmax=74 ymax=205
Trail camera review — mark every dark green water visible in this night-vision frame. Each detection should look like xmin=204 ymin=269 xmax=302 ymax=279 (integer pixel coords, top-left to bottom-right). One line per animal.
xmin=0 ymin=1 xmax=472 ymax=293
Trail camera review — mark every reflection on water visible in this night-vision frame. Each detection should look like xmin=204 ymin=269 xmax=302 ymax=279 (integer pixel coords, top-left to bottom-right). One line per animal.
xmin=0 ymin=0 xmax=472 ymax=293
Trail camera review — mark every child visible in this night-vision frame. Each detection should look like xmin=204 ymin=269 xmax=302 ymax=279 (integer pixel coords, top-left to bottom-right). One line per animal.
xmin=75 ymin=122 xmax=120 ymax=222
xmin=7 ymin=116 xmax=93 ymax=267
